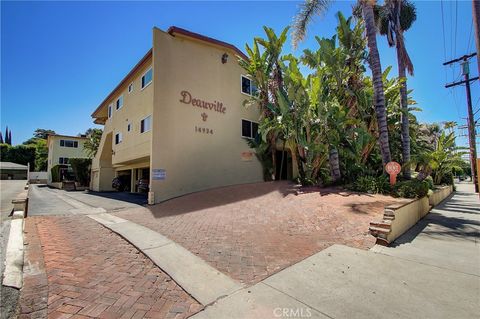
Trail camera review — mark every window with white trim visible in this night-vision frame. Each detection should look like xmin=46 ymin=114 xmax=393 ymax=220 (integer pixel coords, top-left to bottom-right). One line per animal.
xmin=59 ymin=157 xmax=69 ymax=165
xmin=128 ymin=83 xmax=133 ymax=93
xmin=140 ymin=115 xmax=152 ymax=133
xmin=142 ymin=68 xmax=152 ymax=89
xmin=241 ymin=75 xmax=257 ymax=96
xmin=241 ymin=119 xmax=258 ymax=139
xmin=115 ymin=132 xmax=123 ymax=145
xmin=108 ymin=104 xmax=112 ymax=118
xmin=60 ymin=140 xmax=78 ymax=148
xmin=116 ymin=95 xmax=123 ymax=110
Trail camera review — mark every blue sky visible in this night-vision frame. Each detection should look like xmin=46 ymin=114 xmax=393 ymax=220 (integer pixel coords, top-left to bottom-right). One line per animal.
xmin=1 ymin=1 xmax=478 ymax=147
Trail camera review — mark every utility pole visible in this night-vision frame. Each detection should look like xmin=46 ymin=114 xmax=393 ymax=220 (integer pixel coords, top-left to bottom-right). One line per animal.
xmin=444 ymin=53 xmax=479 ymax=192
xmin=473 ymin=0 xmax=480 ymax=78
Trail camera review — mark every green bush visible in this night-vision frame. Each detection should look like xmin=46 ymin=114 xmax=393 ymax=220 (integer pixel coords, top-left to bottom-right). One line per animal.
xmin=0 ymin=143 xmax=36 ymax=169
xmin=393 ymin=179 xmax=430 ymax=198
xmin=69 ymin=158 xmax=92 ymax=186
xmin=439 ymin=171 xmax=454 ymax=185
xmin=51 ymin=165 xmax=61 ymax=182
xmin=424 ymin=176 xmax=434 ymax=190
xmin=350 ymin=175 xmax=391 ymax=194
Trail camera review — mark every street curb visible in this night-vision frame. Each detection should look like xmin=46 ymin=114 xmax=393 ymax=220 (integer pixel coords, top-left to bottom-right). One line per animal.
xmin=2 ymin=216 xmax=24 ymax=289
xmin=88 ymin=213 xmax=244 ymax=306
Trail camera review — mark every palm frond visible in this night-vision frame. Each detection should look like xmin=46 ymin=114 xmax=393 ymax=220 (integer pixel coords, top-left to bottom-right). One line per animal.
xmin=292 ymin=0 xmax=331 ymax=49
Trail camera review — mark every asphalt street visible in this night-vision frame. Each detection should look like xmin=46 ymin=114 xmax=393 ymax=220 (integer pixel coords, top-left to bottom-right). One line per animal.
xmin=28 ymin=184 xmax=147 ymax=216
xmin=0 ymin=180 xmax=27 ymax=319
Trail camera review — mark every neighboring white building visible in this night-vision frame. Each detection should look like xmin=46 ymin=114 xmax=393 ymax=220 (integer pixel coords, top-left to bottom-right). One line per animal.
xmin=47 ymin=134 xmax=89 ymax=184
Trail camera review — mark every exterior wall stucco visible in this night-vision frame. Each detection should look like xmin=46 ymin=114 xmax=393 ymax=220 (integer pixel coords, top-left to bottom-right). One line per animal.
xmin=91 ymin=56 xmax=153 ymax=191
xmin=102 ymin=57 xmax=153 ymax=167
xmin=150 ymin=28 xmax=263 ymax=202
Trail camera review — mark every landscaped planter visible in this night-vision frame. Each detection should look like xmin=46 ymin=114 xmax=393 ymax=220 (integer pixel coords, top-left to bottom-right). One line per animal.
xmin=48 ymin=182 xmax=63 ymax=189
xmin=429 ymin=185 xmax=453 ymax=207
xmin=370 ymin=185 xmax=454 ymax=246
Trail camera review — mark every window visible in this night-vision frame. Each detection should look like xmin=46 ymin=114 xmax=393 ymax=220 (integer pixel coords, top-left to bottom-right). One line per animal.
xmin=59 ymin=157 xmax=69 ymax=165
xmin=140 ymin=115 xmax=152 ymax=133
xmin=115 ymin=132 xmax=123 ymax=145
xmin=108 ymin=104 xmax=112 ymax=118
xmin=241 ymin=75 xmax=257 ymax=96
xmin=241 ymin=119 xmax=258 ymax=139
xmin=127 ymin=123 xmax=131 ymax=132
xmin=60 ymin=140 xmax=78 ymax=148
xmin=128 ymin=83 xmax=133 ymax=93
xmin=141 ymin=68 xmax=152 ymax=89
xmin=116 ymin=95 xmax=123 ymax=110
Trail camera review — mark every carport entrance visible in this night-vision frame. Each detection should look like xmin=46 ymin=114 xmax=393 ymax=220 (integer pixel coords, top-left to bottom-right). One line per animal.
xmin=116 ymin=170 xmax=132 ymax=192
xmin=133 ymin=167 xmax=150 ymax=193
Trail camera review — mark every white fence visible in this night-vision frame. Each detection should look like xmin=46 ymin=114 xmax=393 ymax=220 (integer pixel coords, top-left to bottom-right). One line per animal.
xmin=29 ymin=172 xmax=48 ymax=183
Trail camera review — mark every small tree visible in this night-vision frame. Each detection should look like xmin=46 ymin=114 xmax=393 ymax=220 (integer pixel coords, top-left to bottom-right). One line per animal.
xmin=83 ymin=128 xmax=103 ymax=158
xmin=51 ymin=165 xmax=62 ymax=182
xmin=411 ymin=131 xmax=466 ymax=184
xmin=69 ymin=158 xmax=92 ymax=186
xmin=34 ymin=139 xmax=48 ymax=171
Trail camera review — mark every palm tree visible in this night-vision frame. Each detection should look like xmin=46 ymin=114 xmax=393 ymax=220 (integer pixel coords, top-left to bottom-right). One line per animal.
xmin=377 ymin=0 xmax=417 ymax=178
xmin=84 ymin=128 xmax=103 ymax=158
xmin=411 ymin=131 xmax=466 ymax=184
xmin=292 ymin=0 xmax=392 ymax=165
xmin=239 ymin=27 xmax=290 ymax=181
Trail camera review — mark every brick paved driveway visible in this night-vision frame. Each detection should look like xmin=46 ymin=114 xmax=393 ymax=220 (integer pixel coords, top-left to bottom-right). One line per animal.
xmin=115 ymin=182 xmax=409 ymax=285
xmin=19 ymin=216 xmax=201 ymax=319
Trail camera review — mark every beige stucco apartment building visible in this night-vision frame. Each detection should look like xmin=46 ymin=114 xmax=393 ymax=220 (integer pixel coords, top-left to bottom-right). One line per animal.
xmin=47 ymin=134 xmax=89 ymax=184
xmin=90 ymin=26 xmax=263 ymax=203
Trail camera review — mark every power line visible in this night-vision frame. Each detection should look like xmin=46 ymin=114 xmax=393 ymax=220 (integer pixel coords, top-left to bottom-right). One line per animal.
xmin=441 ymin=0 xmax=448 ymax=82
xmin=443 ymin=54 xmax=479 ymax=192
xmin=450 ymin=0 xmax=454 ymax=58
xmin=454 ymin=0 xmax=458 ymax=57
xmin=467 ymin=18 xmax=474 ymax=54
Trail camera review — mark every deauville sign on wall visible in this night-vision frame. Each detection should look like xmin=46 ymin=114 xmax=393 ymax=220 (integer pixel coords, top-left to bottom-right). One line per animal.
xmin=179 ymin=91 xmax=227 ymax=114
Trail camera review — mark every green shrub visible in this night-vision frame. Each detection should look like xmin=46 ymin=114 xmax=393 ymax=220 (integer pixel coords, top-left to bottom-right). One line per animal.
xmin=51 ymin=165 xmax=61 ymax=182
xmin=439 ymin=171 xmax=454 ymax=185
xmin=0 ymin=143 xmax=36 ymax=169
xmin=350 ymin=175 xmax=391 ymax=194
xmin=69 ymin=158 xmax=92 ymax=186
xmin=424 ymin=176 xmax=434 ymax=190
xmin=393 ymin=179 xmax=429 ymax=198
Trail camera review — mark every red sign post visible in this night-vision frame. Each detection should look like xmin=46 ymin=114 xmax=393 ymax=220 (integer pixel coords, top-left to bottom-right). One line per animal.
xmin=385 ymin=161 xmax=402 ymax=185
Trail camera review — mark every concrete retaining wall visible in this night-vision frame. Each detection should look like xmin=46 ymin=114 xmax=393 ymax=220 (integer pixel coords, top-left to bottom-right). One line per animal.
xmin=370 ymin=185 xmax=454 ymax=246
xmin=429 ymin=185 xmax=453 ymax=207
xmin=48 ymin=182 xmax=63 ymax=189
xmin=386 ymin=197 xmax=430 ymax=243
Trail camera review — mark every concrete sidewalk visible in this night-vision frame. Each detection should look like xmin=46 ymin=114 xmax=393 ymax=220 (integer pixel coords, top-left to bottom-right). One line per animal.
xmin=373 ymin=182 xmax=479 ymax=276
xmin=193 ymin=183 xmax=479 ymax=319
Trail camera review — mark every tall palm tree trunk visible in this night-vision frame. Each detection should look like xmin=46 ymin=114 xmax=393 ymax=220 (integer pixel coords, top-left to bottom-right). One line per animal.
xmin=397 ymin=41 xmax=411 ymax=179
xmin=361 ymin=1 xmax=392 ymax=165
xmin=271 ymin=135 xmax=277 ymax=180
xmin=329 ymin=147 xmax=341 ymax=182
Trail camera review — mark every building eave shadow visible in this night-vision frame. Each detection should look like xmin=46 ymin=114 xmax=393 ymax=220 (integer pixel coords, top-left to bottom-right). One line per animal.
xmin=84 ymin=191 xmax=148 ymax=205
xmin=145 ymin=181 xmax=298 ymax=218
